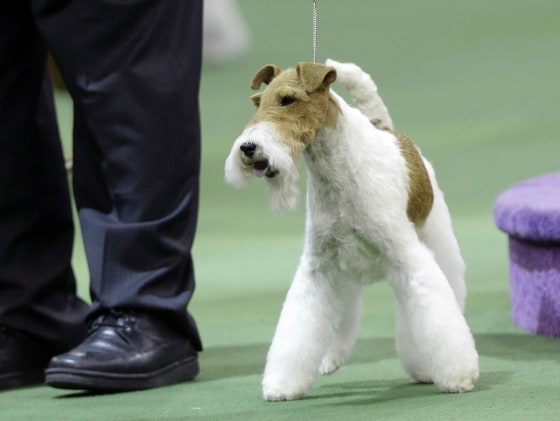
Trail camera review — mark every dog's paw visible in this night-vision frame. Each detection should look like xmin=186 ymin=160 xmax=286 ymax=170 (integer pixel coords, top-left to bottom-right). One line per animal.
xmin=262 ymin=369 xmax=313 ymax=402
xmin=433 ymin=349 xmax=479 ymax=393
xmin=262 ymin=385 xmax=307 ymax=402
xmin=318 ymin=354 xmax=345 ymax=376
xmin=435 ymin=365 xmax=479 ymax=393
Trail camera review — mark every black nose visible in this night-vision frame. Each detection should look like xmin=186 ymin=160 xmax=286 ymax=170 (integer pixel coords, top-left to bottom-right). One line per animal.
xmin=240 ymin=142 xmax=257 ymax=158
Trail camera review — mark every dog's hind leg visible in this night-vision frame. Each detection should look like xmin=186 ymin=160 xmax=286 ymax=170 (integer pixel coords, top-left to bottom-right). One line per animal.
xmin=318 ymin=283 xmax=362 ymax=375
xmin=394 ymin=297 xmax=432 ymax=383
xmin=262 ymin=260 xmax=347 ymax=401
xmin=385 ymin=233 xmax=479 ymax=393
xmin=417 ymin=166 xmax=467 ymax=311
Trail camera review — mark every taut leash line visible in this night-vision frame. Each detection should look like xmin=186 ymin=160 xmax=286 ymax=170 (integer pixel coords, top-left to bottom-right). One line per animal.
xmin=312 ymin=0 xmax=318 ymax=63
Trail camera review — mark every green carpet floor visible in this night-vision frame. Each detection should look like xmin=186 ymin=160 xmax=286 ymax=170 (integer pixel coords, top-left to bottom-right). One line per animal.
xmin=2 ymin=0 xmax=560 ymax=419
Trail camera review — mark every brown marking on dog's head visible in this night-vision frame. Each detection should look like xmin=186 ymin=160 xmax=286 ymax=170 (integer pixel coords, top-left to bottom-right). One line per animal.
xmin=247 ymin=62 xmax=341 ymax=155
xmin=394 ymin=132 xmax=434 ymax=227
xmin=296 ymin=62 xmax=337 ymax=93
xmin=250 ymin=64 xmax=283 ymax=90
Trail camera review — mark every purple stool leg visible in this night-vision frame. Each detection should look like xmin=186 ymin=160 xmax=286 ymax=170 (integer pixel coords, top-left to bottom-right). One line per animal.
xmin=509 ymin=237 xmax=560 ymax=337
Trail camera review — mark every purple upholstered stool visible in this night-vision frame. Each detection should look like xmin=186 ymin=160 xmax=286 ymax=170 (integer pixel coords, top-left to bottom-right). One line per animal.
xmin=494 ymin=172 xmax=560 ymax=337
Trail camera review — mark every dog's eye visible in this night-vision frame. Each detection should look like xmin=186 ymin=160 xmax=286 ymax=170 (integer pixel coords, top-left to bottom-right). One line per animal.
xmin=280 ymin=96 xmax=296 ymax=106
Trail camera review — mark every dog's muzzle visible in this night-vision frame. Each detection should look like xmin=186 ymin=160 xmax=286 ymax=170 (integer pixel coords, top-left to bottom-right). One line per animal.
xmin=240 ymin=141 xmax=278 ymax=178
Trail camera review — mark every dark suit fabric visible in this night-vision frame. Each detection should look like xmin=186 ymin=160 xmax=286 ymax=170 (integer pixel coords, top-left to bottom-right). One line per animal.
xmin=0 ymin=0 xmax=203 ymax=351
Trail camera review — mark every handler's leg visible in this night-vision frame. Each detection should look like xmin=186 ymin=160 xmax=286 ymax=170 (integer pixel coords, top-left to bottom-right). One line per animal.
xmin=35 ymin=0 xmax=204 ymax=391
xmin=0 ymin=3 xmax=88 ymax=390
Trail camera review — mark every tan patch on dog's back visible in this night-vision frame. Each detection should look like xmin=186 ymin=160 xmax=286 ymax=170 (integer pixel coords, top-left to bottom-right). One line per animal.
xmin=373 ymin=121 xmax=433 ymax=226
xmin=396 ymin=133 xmax=434 ymax=227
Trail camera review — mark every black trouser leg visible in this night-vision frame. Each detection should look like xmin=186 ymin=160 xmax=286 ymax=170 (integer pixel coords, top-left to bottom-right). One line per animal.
xmin=33 ymin=0 xmax=203 ymax=350
xmin=0 ymin=3 xmax=88 ymax=352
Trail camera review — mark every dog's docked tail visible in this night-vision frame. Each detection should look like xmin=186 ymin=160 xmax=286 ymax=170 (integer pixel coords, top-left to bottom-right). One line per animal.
xmin=326 ymin=59 xmax=394 ymax=131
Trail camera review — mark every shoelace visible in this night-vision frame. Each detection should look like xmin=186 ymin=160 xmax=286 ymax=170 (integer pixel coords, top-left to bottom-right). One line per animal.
xmin=87 ymin=309 xmax=137 ymax=334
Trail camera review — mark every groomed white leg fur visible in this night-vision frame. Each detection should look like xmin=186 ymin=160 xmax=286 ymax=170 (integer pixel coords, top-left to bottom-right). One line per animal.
xmin=225 ymin=59 xmax=479 ymax=401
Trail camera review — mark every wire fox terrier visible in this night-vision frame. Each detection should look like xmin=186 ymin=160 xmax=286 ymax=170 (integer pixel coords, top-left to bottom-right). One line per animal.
xmin=225 ymin=59 xmax=479 ymax=401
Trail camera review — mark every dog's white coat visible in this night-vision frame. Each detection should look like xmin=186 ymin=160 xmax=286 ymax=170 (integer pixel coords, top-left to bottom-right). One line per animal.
xmin=225 ymin=59 xmax=479 ymax=401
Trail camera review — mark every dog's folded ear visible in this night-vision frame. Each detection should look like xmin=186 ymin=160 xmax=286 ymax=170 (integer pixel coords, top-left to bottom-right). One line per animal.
xmin=296 ymin=62 xmax=337 ymax=93
xmin=251 ymin=65 xmax=283 ymax=90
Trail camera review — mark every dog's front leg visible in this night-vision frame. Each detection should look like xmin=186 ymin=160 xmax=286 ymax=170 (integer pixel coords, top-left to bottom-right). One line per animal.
xmin=318 ymin=282 xmax=362 ymax=375
xmin=262 ymin=261 xmax=338 ymax=401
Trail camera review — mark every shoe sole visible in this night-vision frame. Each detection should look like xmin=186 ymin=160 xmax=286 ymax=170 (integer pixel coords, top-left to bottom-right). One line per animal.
xmin=44 ymin=356 xmax=198 ymax=392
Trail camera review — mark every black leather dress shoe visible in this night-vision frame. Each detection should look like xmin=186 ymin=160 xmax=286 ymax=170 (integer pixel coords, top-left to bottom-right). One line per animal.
xmin=0 ymin=326 xmax=55 ymax=390
xmin=45 ymin=310 xmax=198 ymax=392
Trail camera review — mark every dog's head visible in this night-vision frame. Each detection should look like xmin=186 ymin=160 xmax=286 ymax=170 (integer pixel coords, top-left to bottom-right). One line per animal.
xmin=225 ymin=62 xmax=338 ymax=212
